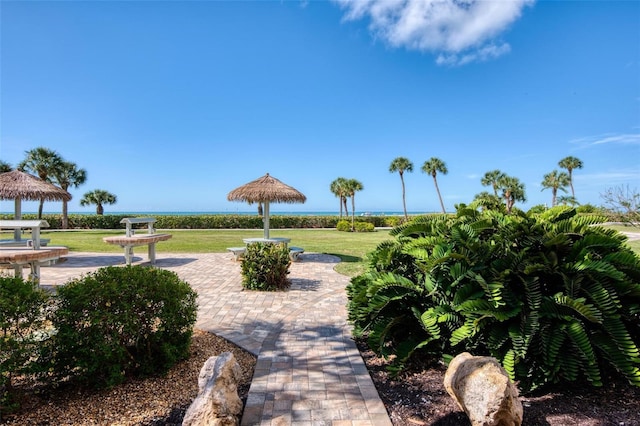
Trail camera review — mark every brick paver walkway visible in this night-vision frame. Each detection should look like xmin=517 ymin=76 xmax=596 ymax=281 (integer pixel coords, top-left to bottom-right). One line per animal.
xmin=28 ymin=251 xmax=392 ymax=426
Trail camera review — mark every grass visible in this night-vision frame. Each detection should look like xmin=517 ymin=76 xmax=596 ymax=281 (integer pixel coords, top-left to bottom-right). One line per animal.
xmin=30 ymin=224 xmax=640 ymax=277
xmin=40 ymin=228 xmax=393 ymax=277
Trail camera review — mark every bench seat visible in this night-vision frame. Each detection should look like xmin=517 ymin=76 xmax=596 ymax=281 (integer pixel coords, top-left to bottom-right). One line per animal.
xmin=103 ymin=233 xmax=172 ymax=265
xmin=289 ymin=246 xmax=304 ymax=261
xmin=227 ymin=247 xmax=246 ymax=261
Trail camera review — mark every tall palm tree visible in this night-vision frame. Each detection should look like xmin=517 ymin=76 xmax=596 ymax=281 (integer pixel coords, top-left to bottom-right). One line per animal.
xmin=389 ymin=157 xmax=413 ymax=220
xmin=51 ymin=161 xmax=87 ymax=229
xmin=0 ymin=160 xmax=12 ymax=173
xmin=498 ymin=175 xmax=526 ymax=213
xmin=330 ymin=177 xmax=349 ymax=219
xmin=421 ymin=157 xmax=448 ymax=213
xmin=541 ymin=170 xmax=571 ymax=207
xmin=18 ymin=147 xmax=64 ymax=218
xmin=80 ymin=189 xmax=117 ymax=215
xmin=481 ymin=169 xmax=506 ymax=196
xmin=345 ymin=178 xmax=364 ymax=231
xmin=558 ymin=156 xmax=583 ymax=199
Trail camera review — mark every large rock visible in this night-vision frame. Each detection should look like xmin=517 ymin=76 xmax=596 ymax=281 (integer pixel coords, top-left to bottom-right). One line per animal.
xmin=182 ymin=352 xmax=244 ymax=426
xmin=444 ymin=352 xmax=523 ymax=426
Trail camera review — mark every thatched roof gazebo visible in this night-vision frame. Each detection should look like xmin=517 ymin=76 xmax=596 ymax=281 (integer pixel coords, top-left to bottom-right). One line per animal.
xmin=0 ymin=170 xmax=72 ymax=234
xmin=227 ymin=173 xmax=306 ymax=238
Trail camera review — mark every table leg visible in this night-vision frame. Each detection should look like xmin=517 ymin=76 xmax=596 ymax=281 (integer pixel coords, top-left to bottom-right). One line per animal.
xmin=148 ymin=243 xmax=156 ymax=265
xmin=28 ymin=262 xmax=40 ymax=285
xmin=124 ymin=246 xmax=134 ymax=265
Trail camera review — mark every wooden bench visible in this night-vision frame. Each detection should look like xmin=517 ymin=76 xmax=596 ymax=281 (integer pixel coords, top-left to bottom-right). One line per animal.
xmin=227 ymin=247 xmax=246 ymax=261
xmin=103 ymin=218 xmax=172 ymax=266
xmin=289 ymin=246 xmax=304 ymax=261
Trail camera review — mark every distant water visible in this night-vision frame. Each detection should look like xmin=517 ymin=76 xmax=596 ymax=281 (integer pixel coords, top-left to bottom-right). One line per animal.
xmin=4 ymin=211 xmax=425 ymax=217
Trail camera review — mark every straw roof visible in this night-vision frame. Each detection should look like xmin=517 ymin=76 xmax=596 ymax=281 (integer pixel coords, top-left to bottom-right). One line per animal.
xmin=0 ymin=170 xmax=72 ymax=201
xmin=227 ymin=173 xmax=306 ymax=204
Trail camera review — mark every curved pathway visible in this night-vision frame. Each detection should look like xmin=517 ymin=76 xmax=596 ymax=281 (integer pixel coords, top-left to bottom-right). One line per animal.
xmin=34 ymin=251 xmax=392 ymax=426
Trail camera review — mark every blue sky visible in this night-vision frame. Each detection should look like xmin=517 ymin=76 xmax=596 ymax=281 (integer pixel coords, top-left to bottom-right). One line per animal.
xmin=1 ymin=0 xmax=639 ymax=214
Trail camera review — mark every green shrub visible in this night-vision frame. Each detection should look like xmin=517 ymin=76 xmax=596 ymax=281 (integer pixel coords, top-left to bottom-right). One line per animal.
xmin=46 ymin=266 xmax=198 ymax=388
xmin=336 ymin=220 xmax=351 ymax=232
xmin=0 ymin=276 xmax=49 ymax=416
xmin=347 ymin=206 xmax=640 ymax=393
xmin=527 ymin=204 xmax=547 ymax=215
xmin=241 ymin=243 xmax=291 ymax=291
xmin=354 ymin=222 xmax=375 ymax=232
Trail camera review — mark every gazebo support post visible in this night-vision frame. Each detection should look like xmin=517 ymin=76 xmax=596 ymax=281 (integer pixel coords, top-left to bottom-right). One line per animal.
xmin=263 ymin=201 xmax=270 ymax=238
xmin=14 ymin=198 xmax=21 ymax=241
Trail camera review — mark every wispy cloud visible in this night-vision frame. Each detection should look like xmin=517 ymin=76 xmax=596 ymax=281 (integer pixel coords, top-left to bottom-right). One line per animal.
xmin=576 ymin=169 xmax=640 ymax=185
xmin=332 ymin=0 xmax=534 ymax=65
xmin=570 ymin=133 xmax=640 ymax=147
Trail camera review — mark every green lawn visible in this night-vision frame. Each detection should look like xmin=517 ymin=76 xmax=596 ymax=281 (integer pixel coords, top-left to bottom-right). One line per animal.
xmin=33 ymin=224 xmax=640 ymax=277
xmin=40 ymin=228 xmax=393 ymax=277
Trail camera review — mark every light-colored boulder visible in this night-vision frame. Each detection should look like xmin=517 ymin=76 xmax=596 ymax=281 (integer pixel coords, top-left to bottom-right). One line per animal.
xmin=182 ymin=352 xmax=243 ymax=426
xmin=444 ymin=352 xmax=523 ymax=426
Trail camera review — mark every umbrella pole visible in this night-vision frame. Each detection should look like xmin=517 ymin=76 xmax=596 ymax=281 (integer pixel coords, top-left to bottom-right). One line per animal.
xmin=264 ymin=201 xmax=270 ymax=238
xmin=14 ymin=198 xmax=21 ymax=241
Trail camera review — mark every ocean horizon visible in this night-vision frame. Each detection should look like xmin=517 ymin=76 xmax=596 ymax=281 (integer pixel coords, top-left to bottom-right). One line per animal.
xmin=1 ymin=210 xmax=433 ymax=217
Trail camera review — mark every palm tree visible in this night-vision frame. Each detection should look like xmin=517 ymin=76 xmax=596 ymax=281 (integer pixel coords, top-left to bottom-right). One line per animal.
xmin=80 ymin=189 xmax=117 ymax=215
xmin=471 ymin=191 xmax=505 ymax=212
xmin=481 ymin=169 xmax=506 ymax=196
xmin=0 ymin=160 xmax=12 ymax=173
xmin=345 ymin=178 xmax=364 ymax=231
xmin=498 ymin=175 xmax=526 ymax=213
xmin=541 ymin=170 xmax=570 ymax=207
xmin=389 ymin=157 xmax=413 ymax=220
xmin=558 ymin=156 xmax=583 ymax=199
xmin=421 ymin=157 xmax=448 ymax=213
xmin=18 ymin=147 xmax=64 ymax=218
xmin=330 ymin=177 xmax=349 ymax=219
xmin=51 ymin=161 xmax=87 ymax=229
xmin=557 ymin=195 xmax=579 ymax=206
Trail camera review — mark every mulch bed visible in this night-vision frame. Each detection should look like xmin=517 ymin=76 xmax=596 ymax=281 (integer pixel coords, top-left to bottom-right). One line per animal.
xmin=356 ymin=338 xmax=640 ymax=426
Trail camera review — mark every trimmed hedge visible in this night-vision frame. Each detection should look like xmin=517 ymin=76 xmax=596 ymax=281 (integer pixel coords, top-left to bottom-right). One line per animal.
xmin=0 ymin=214 xmax=401 ymax=229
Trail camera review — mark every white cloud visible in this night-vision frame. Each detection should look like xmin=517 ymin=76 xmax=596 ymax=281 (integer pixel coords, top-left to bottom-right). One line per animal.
xmin=570 ymin=133 xmax=640 ymax=147
xmin=576 ymin=169 xmax=640 ymax=185
xmin=333 ymin=0 xmax=533 ymax=65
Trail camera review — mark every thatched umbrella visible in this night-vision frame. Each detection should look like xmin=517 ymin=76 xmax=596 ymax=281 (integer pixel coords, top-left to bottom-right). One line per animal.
xmin=227 ymin=173 xmax=306 ymax=238
xmin=0 ymin=170 xmax=72 ymax=239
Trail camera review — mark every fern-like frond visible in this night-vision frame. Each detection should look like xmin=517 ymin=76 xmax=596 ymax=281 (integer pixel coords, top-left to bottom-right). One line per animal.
xmin=554 ymin=294 xmax=603 ymax=323
xmin=566 ymin=320 xmax=602 ymax=386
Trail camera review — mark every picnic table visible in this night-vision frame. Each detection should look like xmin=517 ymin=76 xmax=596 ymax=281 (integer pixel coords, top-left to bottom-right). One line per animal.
xmin=228 ymin=237 xmax=304 ymax=261
xmin=103 ymin=218 xmax=172 ymax=265
xmin=0 ymin=219 xmax=50 ymax=248
xmin=0 ymin=246 xmax=69 ymax=284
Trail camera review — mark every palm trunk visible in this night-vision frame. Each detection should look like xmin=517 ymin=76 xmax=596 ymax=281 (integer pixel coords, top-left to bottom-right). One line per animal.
xmin=401 ymin=176 xmax=408 ymax=220
xmin=38 ymin=198 xmax=44 ymax=219
xmin=569 ymin=171 xmax=575 ymax=198
xmin=62 ymin=200 xmax=69 ymax=229
xmin=97 ymin=204 xmax=104 ymax=215
xmin=351 ymin=196 xmax=356 ymax=231
xmin=343 ymin=196 xmax=349 ymax=217
xmin=552 ymin=189 xmax=557 ymax=207
xmin=433 ymin=176 xmax=445 ymax=213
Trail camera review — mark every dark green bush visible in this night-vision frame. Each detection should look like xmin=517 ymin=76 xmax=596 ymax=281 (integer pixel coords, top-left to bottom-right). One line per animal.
xmin=347 ymin=206 xmax=640 ymax=393
xmin=46 ymin=266 xmax=198 ymax=388
xmin=241 ymin=243 xmax=291 ymax=291
xmin=0 ymin=276 xmax=49 ymax=416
